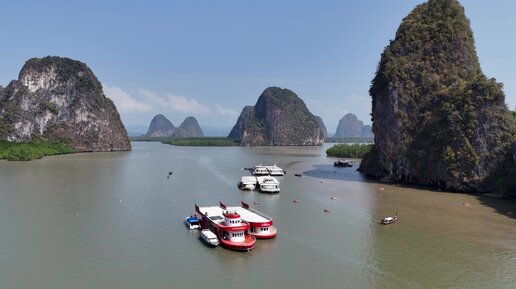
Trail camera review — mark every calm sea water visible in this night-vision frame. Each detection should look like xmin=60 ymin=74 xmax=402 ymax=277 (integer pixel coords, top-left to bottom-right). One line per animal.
xmin=0 ymin=142 xmax=515 ymax=289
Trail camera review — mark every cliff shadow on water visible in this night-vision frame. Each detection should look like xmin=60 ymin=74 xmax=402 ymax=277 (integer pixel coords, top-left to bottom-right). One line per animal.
xmin=302 ymin=163 xmax=375 ymax=183
xmin=476 ymin=195 xmax=516 ymax=220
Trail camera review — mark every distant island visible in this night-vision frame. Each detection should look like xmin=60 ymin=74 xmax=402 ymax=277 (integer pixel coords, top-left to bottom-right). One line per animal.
xmin=228 ymin=87 xmax=325 ymax=146
xmin=0 ymin=56 xmax=130 ymax=160
xmin=358 ymin=0 xmax=516 ymax=195
xmin=334 ymin=113 xmax=373 ymax=138
xmin=146 ymin=114 xmax=204 ymax=138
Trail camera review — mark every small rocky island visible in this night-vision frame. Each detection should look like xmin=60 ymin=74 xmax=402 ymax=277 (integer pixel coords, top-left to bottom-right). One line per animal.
xmin=334 ymin=113 xmax=373 ymax=138
xmin=145 ymin=114 xmax=204 ymax=138
xmin=359 ymin=0 xmax=516 ymax=195
xmin=0 ymin=56 xmax=131 ymax=152
xmin=228 ymin=87 xmax=324 ymax=146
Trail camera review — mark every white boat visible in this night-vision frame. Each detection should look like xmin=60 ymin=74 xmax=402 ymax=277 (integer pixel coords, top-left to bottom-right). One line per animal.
xmin=199 ymin=229 xmax=219 ymax=247
xmin=256 ymin=176 xmax=280 ymax=193
xmin=252 ymin=165 xmax=269 ymax=176
xmin=238 ymin=176 xmax=257 ymax=190
xmin=380 ymin=213 xmax=398 ymax=225
xmin=266 ymin=165 xmax=285 ymax=176
xmin=185 ymin=215 xmax=200 ymax=230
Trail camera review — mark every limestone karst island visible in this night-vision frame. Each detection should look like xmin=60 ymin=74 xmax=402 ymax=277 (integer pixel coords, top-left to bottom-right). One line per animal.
xmin=0 ymin=56 xmax=130 ymax=160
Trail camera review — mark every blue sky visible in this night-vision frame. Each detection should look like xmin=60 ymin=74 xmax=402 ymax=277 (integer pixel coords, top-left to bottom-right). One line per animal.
xmin=1 ymin=0 xmax=515 ymax=134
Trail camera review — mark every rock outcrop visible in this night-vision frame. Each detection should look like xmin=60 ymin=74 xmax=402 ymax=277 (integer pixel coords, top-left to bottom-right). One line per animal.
xmin=359 ymin=0 xmax=515 ymax=194
xmin=228 ymin=87 xmax=324 ymax=146
xmin=145 ymin=114 xmax=204 ymax=138
xmin=334 ymin=113 xmax=372 ymax=138
xmin=362 ymin=125 xmax=373 ymax=138
xmin=146 ymin=114 xmax=176 ymax=137
xmin=0 ymin=56 xmax=131 ymax=152
xmin=174 ymin=116 xmax=204 ymax=138
xmin=314 ymin=115 xmax=328 ymax=138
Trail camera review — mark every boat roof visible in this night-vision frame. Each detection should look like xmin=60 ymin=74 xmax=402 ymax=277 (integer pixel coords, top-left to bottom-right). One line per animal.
xmin=256 ymin=176 xmax=279 ymax=184
xmin=266 ymin=165 xmax=283 ymax=170
xmin=197 ymin=205 xmax=271 ymax=223
xmin=201 ymin=230 xmax=217 ymax=238
xmin=241 ymin=176 xmax=257 ymax=182
xmin=186 ymin=216 xmax=199 ymax=223
xmin=229 ymin=206 xmax=271 ymax=223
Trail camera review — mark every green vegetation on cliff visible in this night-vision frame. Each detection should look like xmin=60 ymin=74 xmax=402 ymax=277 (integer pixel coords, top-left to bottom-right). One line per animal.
xmin=0 ymin=140 xmax=74 ymax=161
xmin=326 ymin=144 xmax=372 ymax=158
xmin=228 ymin=87 xmax=324 ymax=146
xmin=360 ymin=0 xmax=515 ymax=194
xmin=0 ymin=56 xmax=131 ymax=152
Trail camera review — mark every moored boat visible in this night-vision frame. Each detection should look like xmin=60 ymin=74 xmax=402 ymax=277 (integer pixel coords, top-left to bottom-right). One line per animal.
xmin=267 ymin=165 xmax=285 ymax=176
xmin=196 ymin=203 xmax=256 ymax=251
xmin=256 ymin=176 xmax=280 ymax=193
xmin=238 ymin=176 xmax=257 ymax=190
xmin=199 ymin=229 xmax=219 ymax=247
xmin=251 ymin=165 xmax=269 ymax=176
xmin=334 ymin=159 xmax=353 ymax=167
xmin=239 ymin=201 xmax=277 ymax=239
xmin=185 ymin=215 xmax=200 ymax=230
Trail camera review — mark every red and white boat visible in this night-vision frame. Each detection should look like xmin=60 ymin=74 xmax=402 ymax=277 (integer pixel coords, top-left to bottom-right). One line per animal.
xmin=237 ymin=201 xmax=277 ymax=239
xmin=195 ymin=201 xmax=277 ymax=251
xmin=195 ymin=203 xmax=256 ymax=251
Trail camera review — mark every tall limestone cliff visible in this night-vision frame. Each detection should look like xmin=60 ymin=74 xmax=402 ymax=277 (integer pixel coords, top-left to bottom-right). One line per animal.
xmin=146 ymin=114 xmax=176 ymax=137
xmin=359 ymin=0 xmax=515 ymax=194
xmin=314 ymin=115 xmax=328 ymax=138
xmin=0 ymin=56 xmax=131 ymax=152
xmin=228 ymin=87 xmax=324 ymax=146
xmin=174 ymin=116 xmax=204 ymax=138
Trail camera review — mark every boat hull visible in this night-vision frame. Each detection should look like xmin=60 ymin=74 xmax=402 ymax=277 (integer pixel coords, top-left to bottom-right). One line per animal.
xmin=219 ymin=235 xmax=256 ymax=251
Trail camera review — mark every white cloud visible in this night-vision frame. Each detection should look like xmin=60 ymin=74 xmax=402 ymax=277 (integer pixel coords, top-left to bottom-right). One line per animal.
xmin=137 ymin=88 xmax=210 ymax=114
xmin=103 ymin=85 xmax=152 ymax=113
xmin=215 ymin=104 xmax=238 ymax=117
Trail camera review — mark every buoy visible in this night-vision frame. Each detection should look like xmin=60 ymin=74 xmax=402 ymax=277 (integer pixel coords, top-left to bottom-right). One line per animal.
xmin=380 ymin=187 xmax=385 ymax=191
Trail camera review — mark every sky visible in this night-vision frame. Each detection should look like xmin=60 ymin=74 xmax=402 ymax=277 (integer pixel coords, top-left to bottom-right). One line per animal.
xmin=1 ymin=0 xmax=515 ymax=135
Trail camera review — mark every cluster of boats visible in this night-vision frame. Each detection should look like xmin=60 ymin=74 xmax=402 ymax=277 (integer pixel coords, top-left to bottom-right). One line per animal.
xmin=238 ymin=164 xmax=284 ymax=193
xmin=185 ymin=201 xmax=277 ymax=251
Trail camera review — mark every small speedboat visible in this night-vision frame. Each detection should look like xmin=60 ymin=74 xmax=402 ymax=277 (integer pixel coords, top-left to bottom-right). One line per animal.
xmin=380 ymin=214 xmax=398 ymax=225
xmin=200 ymin=229 xmax=219 ymax=247
xmin=185 ymin=215 xmax=200 ymax=230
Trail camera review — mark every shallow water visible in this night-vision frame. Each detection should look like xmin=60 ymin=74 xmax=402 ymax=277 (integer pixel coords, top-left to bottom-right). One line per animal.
xmin=0 ymin=142 xmax=514 ymax=289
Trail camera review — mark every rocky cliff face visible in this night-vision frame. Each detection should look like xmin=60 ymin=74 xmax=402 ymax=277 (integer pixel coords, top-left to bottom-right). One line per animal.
xmin=0 ymin=56 xmax=131 ymax=152
xmin=359 ymin=0 xmax=515 ymax=194
xmin=314 ymin=115 xmax=328 ymax=138
xmin=334 ymin=113 xmax=371 ymax=137
xmin=228 ymin=87 xmax=324 ymax=146
xmin=175 ymin=116 xmax=204 ymax=138
xmin=146 ymin=114 xmax=176 ymax=137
